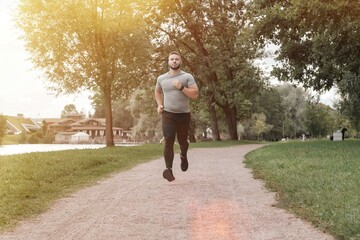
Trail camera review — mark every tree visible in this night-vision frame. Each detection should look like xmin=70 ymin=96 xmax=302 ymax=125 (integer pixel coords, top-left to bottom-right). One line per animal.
xmin=61 ymin=104 xmax=78 ymax=118
xmin=147 ymin=0 xmax=264 ymax=140
xmin=332 ymin=101 xmax=354 ymax=136
xmin=336 ymin=73 xmax=360 ymax=133
xmin=0 ymin=115 xmax=7 ymax=144
xmin=112 ymin=100 xmax=134 ymax=130
xmin=276 ymin=83 xmax=308 ymax=138
xmin=127 ymin=89 xmax=162 ymax=143
xmin=305 ymin=101 xmax=336 ymax=138
xmin=251 ymin=113 xmax=273 ymax=141
xmin=252 ymin=0 xmax=360 ymax=91
xmin=17 ymin=0 xmax=151 ymax=146
xmin=254 ymin=87 xmax=285 ymax=140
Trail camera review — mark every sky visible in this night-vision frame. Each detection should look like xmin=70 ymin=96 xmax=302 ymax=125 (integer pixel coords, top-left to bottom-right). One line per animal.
xmin=0 ymin=1 xmax=337 ymax=119
xmin=0 ymin=0 xmax=93 ymax=118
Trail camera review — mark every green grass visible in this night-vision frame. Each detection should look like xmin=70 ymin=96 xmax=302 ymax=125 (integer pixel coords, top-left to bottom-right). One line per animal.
xmin=190 ymin=139 xmax=259 ymax=148
xmin=245 ymin=140 xmax=360 ymax=240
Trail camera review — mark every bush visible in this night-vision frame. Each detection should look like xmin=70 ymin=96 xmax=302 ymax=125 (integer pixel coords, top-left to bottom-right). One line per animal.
xmin=28 ymin=134 xmax=40 ymax=144
xmin=19 ymin=132 xmax=27 ymax=144
xmin=42 ymin=132 xmax=54 ymax=144
xmin=0 ymin=115 xmax=6 ymax=144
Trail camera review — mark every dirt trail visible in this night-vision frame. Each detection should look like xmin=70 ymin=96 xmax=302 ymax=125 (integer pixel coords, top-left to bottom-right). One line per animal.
xmin=0 ymin=144 xmax=333 ymax=240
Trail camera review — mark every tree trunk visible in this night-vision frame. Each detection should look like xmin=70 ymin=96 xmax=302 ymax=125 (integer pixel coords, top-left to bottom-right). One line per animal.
xmin=207 ymin=93 xmax=221 ymax=141
xmin=223 ymin=104 xmax=238 ymax=140
xmin=188 ymin=118 xmax=196 ymax=143
xmin=104 ymin=87 xmax=114 ymax=147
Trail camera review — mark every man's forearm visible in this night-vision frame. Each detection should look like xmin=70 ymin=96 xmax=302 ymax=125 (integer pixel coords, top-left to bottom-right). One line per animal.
xmin=154 ymin=89 xmax=163 ymax=106
xmin=182 ymin=87 xmax=199 ymax=100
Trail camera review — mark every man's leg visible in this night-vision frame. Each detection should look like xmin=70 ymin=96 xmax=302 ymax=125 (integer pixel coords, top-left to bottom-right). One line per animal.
xmin=176 ymin=113 xmax=190 ymax=171
xmin=162 ymin=112 xmax=176 ymax=169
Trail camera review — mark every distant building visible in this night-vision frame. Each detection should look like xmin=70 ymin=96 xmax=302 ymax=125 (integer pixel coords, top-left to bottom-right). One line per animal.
xmin=43 ymin=112 xmax=131 ymax=144
xmin=5 ymin=114 xmax=41 ymax=134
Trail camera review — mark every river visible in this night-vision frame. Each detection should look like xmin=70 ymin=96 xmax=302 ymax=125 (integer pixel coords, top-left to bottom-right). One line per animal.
xmin=0 ymin=144 xmax=106 ymax=156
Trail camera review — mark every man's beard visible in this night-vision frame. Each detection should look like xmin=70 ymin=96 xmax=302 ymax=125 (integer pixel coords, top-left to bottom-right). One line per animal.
xmin=170 ymin=64 xmax=181 ymax=70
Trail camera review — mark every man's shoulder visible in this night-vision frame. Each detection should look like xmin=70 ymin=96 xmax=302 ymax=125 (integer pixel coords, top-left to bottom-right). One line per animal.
xmin=178 ymin=71 xmax=195 ymax=79
xmin=180 ymin=71 xmax=196 ymax=83
xmin=157 ymin=70 xmax=194 ymax=81
xmin=157 ymin=72 xmax=170 ymax=81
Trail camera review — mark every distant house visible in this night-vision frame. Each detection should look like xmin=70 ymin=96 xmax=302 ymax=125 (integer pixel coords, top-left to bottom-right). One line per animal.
xmin=5 ymin=114 xmax=41 ymax=134
xmin=70 ymin=132 xmax=90 ymax=144
xmin=43 ymin=112 xmax=131 ymax=144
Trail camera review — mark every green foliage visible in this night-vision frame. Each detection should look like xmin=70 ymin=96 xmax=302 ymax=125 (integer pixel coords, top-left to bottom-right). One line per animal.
xmin=17 ymin=0 xmax=151 ymax=95
xmin=253 ymin=113 xmax=273 ymax=140
xmin=127 ymin=89 xmax=161 ymax=142
xmin=0 ymin=115 xmax=6 ymax=144
xmin=111 ymin=100 xmax=134 ymax=130
xmin=42 ymin=132 xmax=54 ymax=144
xmin=1 ymin=135 xmax=22 ymax=145
xmin=242 ymin=113 xmax=273 ymax=140
xmin=276 ymin=83 xmax=308 ymax=138
xmin=252 ymin=0 xmax=360 ymax=91
xmin=27 ymin=133 xmax=40 ymax=144
xmin=304 ymin=101 xmax=337 ymax=138
xmin=253 ymin=87 xmax=285 ymax=140
xmin=18 ymin=132 xmax=27 ymax=144
xmin=146 ymin=0 xmax=264 ymax=140
xmin=61 ymin=104 xmax=78 ymax=118
xmin=16 ymin=0 xmax=152 ymax=146
xmin=245 ymin=140 xmax=360 ymax=239
xmin=337 ymin=73 xmax=360 ymax=132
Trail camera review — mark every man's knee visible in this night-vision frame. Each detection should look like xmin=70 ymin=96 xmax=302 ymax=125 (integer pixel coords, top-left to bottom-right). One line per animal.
xmin=164 ymin=136 xmax=175 ymax=145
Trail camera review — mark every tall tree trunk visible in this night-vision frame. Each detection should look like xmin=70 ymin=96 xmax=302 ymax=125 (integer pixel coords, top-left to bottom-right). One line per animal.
xmin=104 ymin=87 xmax=114 ymax=147
xmin=188 ymin=118 xmax=196 ymax=142
xmin=207 ymin=93 xmax=221 ymax=141
xmin=223 ymin=105 xmax=238 ymax=140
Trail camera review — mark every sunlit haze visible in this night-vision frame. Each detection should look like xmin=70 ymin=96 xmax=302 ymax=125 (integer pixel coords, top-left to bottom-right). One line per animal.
xmin=0 ymin=0 xmax=93 ymax=118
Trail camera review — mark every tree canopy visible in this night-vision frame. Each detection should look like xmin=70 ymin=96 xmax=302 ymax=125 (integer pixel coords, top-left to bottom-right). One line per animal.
xmin=17 ymin=0 xmax=151 ymax=146
xmin=146 ymin=0 xmax=264 ymax=140
xmin=252 ymin=0 xmax=360 ymax=91
xmin=60 ymin=104 xmax=78 ymax=118
xmin=336 ymin=73 xmax=360 ymax=131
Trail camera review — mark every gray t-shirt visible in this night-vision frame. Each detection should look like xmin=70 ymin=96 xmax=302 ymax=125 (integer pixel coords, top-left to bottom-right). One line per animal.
xmin=156 ymin=70 xmax=197 ymax=113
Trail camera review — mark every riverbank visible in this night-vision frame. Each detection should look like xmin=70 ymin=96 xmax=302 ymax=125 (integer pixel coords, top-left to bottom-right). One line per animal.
xmin=0 ymin=144 xmax=105 ymax=156
xmin=0 ymin=142 xmax=145 ymax=156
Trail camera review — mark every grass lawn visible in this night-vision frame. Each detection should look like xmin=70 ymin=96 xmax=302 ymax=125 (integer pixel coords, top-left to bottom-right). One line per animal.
xmin=245 ymin=140 xmax=360 ymax=240
xmin=1 ymin=135 xmax=21 ymax=145
xmin=0 ymin=140 xmax=254 ymax=232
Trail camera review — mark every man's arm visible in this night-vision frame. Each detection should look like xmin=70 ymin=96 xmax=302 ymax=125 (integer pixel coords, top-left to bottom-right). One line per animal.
xmin=181 ymin=84 xmax=199 ymax=100
xmin=154 ymin=88 xmax=164 ymax=113
xmin=173 ymin=80 xmax=199 ymax=100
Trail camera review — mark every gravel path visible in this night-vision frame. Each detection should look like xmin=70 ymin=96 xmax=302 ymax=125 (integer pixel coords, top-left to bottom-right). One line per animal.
xmin=0 ymin=144 xmax=333 ymax=240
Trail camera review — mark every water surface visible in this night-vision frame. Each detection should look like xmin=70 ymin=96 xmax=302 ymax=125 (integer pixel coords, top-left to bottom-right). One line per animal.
xmin=0 ymin=144 xmax=105 ymax=156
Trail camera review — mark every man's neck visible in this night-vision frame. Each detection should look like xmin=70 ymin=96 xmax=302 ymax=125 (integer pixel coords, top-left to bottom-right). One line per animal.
xmin=169 ymin=68 xmax=181 ymax=76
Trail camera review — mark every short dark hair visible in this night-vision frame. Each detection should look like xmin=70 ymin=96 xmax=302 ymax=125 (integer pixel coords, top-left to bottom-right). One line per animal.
xmin=169 ymin=51 xmax=181 ymax=58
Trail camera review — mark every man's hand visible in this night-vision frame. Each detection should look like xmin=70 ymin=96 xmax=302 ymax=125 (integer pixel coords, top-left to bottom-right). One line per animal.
xmin=157 ymin=105 xmax=164 ymax=114
xmin=172 ymin=80 xmax=182 ymax=90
